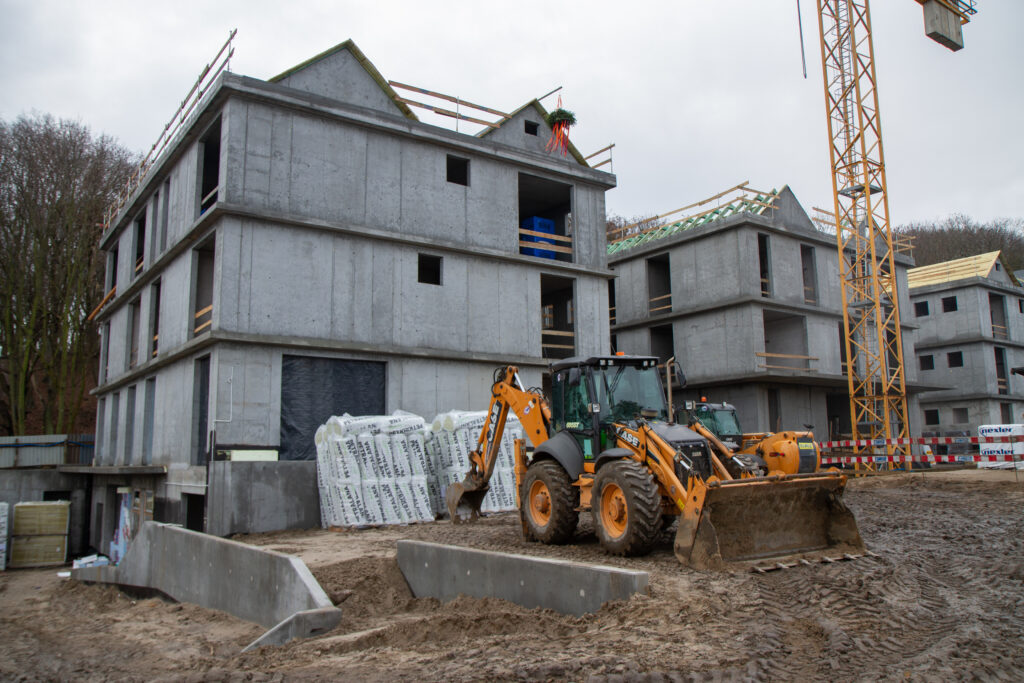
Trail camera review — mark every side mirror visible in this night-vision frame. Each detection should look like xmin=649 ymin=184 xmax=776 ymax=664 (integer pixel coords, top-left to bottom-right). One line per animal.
xmin=674 ymin=366 xmax=687 ymax=389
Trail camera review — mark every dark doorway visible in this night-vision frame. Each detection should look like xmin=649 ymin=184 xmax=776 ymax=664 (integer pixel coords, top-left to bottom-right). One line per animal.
xmin=184 ymin=493 xmax=205 ymax=532
xmin=192 ymin=356 xmax=211 ymax=465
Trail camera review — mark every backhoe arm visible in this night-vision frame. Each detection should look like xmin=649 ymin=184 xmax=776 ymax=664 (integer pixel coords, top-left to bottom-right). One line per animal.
xmin=448 ymin=365 xmax=550 ymax=522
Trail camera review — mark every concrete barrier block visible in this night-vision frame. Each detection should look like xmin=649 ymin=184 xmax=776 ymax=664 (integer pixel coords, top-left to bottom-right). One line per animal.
xmin=242 ymin=606 xmax=344 ymax=652
xmin=396 ymin=540 xmax=649 ymax=616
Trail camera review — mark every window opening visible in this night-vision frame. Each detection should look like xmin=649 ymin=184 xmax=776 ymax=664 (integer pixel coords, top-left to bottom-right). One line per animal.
xmin=192 ymin=356 xmax=211 ymax=466
xmin=143 ymin=377 xmax=156 ymax=465
xmin=952 ymin=407 xmax=969 ymax=424
xmin=198 ymin=119 xmax=221 ymax=215
xmin=525 ymin=120 xmax=539 ymax=136
xmin=127 ymin=297 xmax=141 ymax=369
xmin=942 ymin=295 xmax=958 ymax=312
xmin=124 ymin=384 xmax=137 ymax=465
xmin=608 ymin=279 xmax=616 ymax=327
xmin=133 ymin=212 xmax=146 ymax=277
xmin=647 ymin=253 xmax=671 ymax=314
xmin=919 ymin=355 xmax=934 ymax=371
xmin=989 ymin=293 xmax=1007 ymax=339
xmin=106 ymin=246 xmax=119 ymax=292
xmin=541 ymin=274 xmax=575 ymax=360
xmin=995 ymin=347 xmax=1008 ymax=395
xmin=767 ymin=388 xmax=781 ymax=432
xmin=446 ymin=155 xmax=469 ymax=186
xmin=192 ymin=238 xmax=215 ymax=336
xmin=1000 ymin=403 xmax=1012 ymax=424
xmin=758 ymin=233 xmax=772 ymax=296
xmin=650 ymin=324 xmax=675 ymax=369
xmin=100 ymin=322 xmax=111 ymax=383
xmin=418 ymin=254 xmax=442 ymax=285
xmin=924 ymin=409 xmax=939 ymax=425
xmin=915 ymin=301 xmax=929 ymax=317
xmin=159 ymin=179 xmax=170 ymax=253
xmin=519 ymin=173 xmax=573 ymax=263
xmin=800 ymin=245 xmax=818 ymax=304
xmin=149 ymin=280 xmax=161 ymax=358
xmin=947 ymin=351 xmax=963 ymax=368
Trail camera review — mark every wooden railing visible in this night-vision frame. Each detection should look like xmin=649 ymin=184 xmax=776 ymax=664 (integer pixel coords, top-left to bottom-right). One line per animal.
xmin=519 ymin=228 xmax=572 ymax=258
xmin=757 ymin=351 xmax=818 ymax=372
xmin=152 ymin=333 xmax=159 ymax=358
xmin=997 ymin=377 xmax=1008 ymax=394
xmin=200 ymin=185 xmax=219 ymax=214
xmin=194 ymin=304 xmax=213 ymax=334
xmin=134 ymin=256 xmax=144 ymax=275
xmin=992 ymin=323 xmax=1008 ymax=340
xmin=760 ymin=277 xmax=771 ymax=296
xmin=541 ymin=329 xmax=574 ymax=357
xmin=648 ymin=292 xmax=672 ymax=314
xmin=804 ymin=286 xmax=817 ymax=304
xmin=609 ymin=305 xmax=616 ymax=326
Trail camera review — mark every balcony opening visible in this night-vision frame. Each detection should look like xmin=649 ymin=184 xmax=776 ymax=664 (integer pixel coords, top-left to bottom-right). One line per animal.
xmin=106 ymin=245 xmax=119 ymax=293
xmin=608 ymin=279 xmax=616 ymax=327
xmin=650 ymin=324 xmax=675 ymax=370
xmin=800 ymin=245 xmax=818 ymax=304
xmin=760 ymin=310 xmax=812 ymax=372
xmin=990 ymin=293 xmax=1007 ymax=339
xmin=133 ymin=212 xmax=146 ymax=277
xmin=159 ymin=179 xmax=170 ymax=253
xmin=757 ymin=233 xmax=772 ymax=297
xmin=149 ymin=280 xmax=161 ymax=358
xmin=198 ymin=118 xmax=221 ymax=215
xmin=192 ymin=355 xmax=211 ymax=466
xmin=519 ymin=173 xmax=573 ymax=263
xmin=541 ymin=274 xmax=575 ymax=360
xmin=191 ymin=237 xmax=215 ymax=336
xmin=647 ymin=253 xmax=671 ymax=314
xmin=995 ymin=347 xmax=1008 ymax=395
xmin=127 ymin=297 xmax=141 ymax=369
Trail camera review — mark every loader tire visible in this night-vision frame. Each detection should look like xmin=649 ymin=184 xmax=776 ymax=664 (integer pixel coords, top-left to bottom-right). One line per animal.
xmin=593 ymin=459 xmax=661 ymax=556
xmin=521 ymin=460 xmax=578 ymax=544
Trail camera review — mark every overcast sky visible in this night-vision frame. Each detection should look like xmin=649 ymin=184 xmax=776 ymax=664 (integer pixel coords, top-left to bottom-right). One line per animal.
xmin=2 ymin=0 xmax=1020 ymax=228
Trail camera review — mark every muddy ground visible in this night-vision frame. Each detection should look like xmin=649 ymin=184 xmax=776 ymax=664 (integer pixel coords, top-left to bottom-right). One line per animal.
xmin=1 ymin=469 xmax=1022 ymax=682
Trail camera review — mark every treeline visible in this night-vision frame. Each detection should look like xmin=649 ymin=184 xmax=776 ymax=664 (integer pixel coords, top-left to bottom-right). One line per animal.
xmin=0 ymin=113 xmax=136 ymax=436
xmin=895 ymin=215 xmax=1024 ymax=272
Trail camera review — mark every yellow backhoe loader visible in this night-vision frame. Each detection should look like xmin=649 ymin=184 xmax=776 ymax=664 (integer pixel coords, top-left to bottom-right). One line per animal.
xmin=680 ymin=400 xmax=823 ymax=477
xmin=446 ymin=355 xmax=863 ymax=569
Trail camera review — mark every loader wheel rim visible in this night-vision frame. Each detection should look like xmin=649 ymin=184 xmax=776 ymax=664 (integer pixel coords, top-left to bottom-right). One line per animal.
xmin=600 ymin=483 xmax=629 ymax=539
xmin=528 ymin=480 xmax=552 ymax=526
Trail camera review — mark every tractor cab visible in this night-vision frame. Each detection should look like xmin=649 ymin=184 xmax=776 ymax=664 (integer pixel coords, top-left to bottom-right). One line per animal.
xmin=549 ymin=355 xmax=709 ymax=473
xmin=681 ymin=401 xmax=744 ymax=448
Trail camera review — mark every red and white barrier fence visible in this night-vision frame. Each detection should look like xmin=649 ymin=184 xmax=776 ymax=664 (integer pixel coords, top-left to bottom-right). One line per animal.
xmin=816 ymin=434 xmax=1024 ymax=465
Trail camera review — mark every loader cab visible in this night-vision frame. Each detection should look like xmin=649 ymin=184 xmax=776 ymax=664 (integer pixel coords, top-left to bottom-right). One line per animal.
xmin=550 ymin=355 xmax=668 ymax=461
xmin=682 ymin=402 xmax=744 ymax=444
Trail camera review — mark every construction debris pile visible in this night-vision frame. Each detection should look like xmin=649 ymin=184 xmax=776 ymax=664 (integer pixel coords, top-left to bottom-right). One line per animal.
xmin=314 ymin=410 xmax=521 ymax=528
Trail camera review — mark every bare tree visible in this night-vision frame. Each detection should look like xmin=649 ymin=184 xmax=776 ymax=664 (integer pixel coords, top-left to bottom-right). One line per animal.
xmin=0 ymin=113 xmax=135 ymax=436
xmin=896 ymin=214 xmax=1024 ymax=272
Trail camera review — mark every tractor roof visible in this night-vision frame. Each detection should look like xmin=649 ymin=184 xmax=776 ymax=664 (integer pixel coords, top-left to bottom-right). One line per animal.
xmin=549 ymin=355 xmax=660 ymax=373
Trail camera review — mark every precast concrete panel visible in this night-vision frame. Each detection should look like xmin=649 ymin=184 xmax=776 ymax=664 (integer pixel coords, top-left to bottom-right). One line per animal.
xmin=329 ymin=237 xmax=375 ymax=343
xmin=398 ymin=247 xmax=470 ymax=352
xmin=497 ymin=263 xmax=535 ymax=354
xmin=400 ymin=142 xmax=467 ymax=242
xmin=239 ymin=102 xmax=274 ymax=206
xmin=365 ymin=131 xmax=402 ymax=230
xmin=223 ymin=99 xmax=246 ymax=206
xmin=574 ymin=277 xmax=609 ymax=357
xmin=274 ymin=47 xmax=406 ymax=117
xmin=243 ymin=224 xmax=334 ymax=338
xmin=806 ymin=316 xmax=842 ymax=375
xmin=465 ymin=158 xmax=515 ymax=250
xmin=370 ymin=242 xmax=397 ymax=345
xmin=465 ymin=259 xmax=502 ymax=354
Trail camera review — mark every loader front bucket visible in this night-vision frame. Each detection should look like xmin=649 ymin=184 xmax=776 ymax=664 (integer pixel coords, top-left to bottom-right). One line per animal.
xmin=674 ymin=473 xmax=863 ymax=569
xmin=446 ymin=477 xmax=490 ymax=523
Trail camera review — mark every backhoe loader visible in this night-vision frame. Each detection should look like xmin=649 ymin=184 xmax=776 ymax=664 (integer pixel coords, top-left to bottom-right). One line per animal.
xmin=446 ymin=355 xmax=863 ymax=569
xmin=680 ymin=400 xmax=822 ymax=476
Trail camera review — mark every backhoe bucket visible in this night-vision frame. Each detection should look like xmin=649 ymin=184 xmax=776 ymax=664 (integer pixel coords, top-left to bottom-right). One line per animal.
xmin=674 ymin=473 xmax=863 ymax=569
xmin=446 ymin=477 xmax=490 ymax=524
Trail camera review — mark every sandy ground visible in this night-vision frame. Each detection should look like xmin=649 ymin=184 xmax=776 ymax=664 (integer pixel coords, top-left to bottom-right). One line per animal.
xmin=1 ymin=468 xmax=1022 ymax=682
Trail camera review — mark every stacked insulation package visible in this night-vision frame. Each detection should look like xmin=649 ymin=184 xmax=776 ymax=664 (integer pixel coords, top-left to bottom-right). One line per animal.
xmin=314 ymin=409 xmax=522 ymax=528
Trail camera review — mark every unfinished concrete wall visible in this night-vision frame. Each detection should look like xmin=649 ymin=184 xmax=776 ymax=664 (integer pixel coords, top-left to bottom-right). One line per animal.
xmin=206 ymin=461 xmax=319 ymax=536
xmin=0 ymin=470 xmax=90 ymax=556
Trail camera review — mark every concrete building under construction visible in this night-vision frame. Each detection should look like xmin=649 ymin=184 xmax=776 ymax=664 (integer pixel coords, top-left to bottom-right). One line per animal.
xmin=907 ymin=251 xmax=1024 ymax=436
xmin=85 ymin=39 xmax=615 ymax=549
xmin=606 ymin=185 xmax=921 ymax=440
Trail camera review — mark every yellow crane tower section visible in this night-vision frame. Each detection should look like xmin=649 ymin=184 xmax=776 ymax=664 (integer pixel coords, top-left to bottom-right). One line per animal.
xmin=813 ymin=0 xmax=975 ymax=463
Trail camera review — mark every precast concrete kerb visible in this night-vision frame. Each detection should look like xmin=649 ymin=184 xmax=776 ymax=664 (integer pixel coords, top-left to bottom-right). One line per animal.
xmin=396 ymin=540 xmax=650 ymax=616
xmin=71 ymin=521 xmax=341 ymax=652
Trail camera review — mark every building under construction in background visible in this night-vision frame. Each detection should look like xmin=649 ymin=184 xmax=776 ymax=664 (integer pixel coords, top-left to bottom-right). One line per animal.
xmin=908 ymin=251 xmax=1024 ymax=439
xmin=606 ymin=184 xmax=929 ymax=441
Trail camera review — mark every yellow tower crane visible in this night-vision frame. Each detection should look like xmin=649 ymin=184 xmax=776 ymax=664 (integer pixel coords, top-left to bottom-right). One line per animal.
xmin=813 ymin=1 xmax=976 ymax=465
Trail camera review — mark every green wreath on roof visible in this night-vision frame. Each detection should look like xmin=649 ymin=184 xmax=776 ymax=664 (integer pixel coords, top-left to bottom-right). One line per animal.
xmin=545 ymin=108 xmax=577 ymax=128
